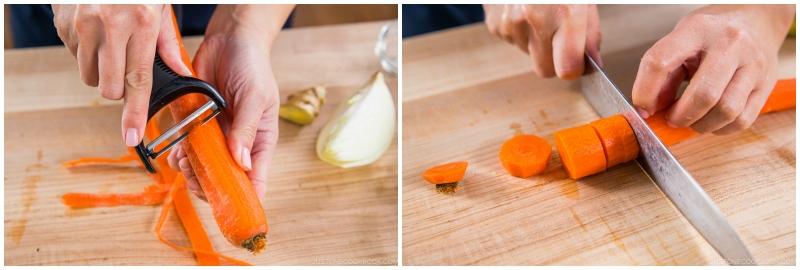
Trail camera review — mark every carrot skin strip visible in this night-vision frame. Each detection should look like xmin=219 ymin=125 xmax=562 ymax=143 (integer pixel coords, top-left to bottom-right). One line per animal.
xmin=171 ymin=176 xmax=221 ymax=265
xmin=62 ymin=155 xmax=139 ymax=168
xmin=155 ymin=177 xmax=250 ymax=266
xmin=61 ymin=191 xmax=167 ymax=208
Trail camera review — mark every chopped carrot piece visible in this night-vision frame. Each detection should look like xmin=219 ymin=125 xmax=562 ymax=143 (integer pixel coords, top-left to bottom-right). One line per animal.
xmin=760 ymin=78 xmax=796 ymax=114
xmin=498 ymin=134 xmax=552 ymax=178
xmin=554 ymin=125 xmax=606 ymax=179
xmin=423 ymin=161 xmax=468 ymax=184
xmin=590 ymin=115 xmax=639 ymax=167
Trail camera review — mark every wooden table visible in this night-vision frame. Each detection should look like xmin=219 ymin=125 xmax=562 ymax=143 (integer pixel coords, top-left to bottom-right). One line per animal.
xmin=5 ymin=21 xmax=397 ymax=265
xmin=402 ymin=5 xmax=794 ymax=265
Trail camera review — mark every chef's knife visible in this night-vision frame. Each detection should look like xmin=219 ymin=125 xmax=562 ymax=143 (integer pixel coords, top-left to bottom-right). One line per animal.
xmin=580 ymin=54 xmax=755 ymax=265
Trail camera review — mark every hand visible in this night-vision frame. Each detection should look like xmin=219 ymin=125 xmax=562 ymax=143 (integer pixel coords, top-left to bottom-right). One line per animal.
xmin=167 ymin=5 xmax=292 ymax=201
xmin=632 ymin=5 xmax=794 ymax=134
xmin=484 ymin=4 xmax=601 ymax=79
xmin=53 ymin=4 xmax=193 ymax=146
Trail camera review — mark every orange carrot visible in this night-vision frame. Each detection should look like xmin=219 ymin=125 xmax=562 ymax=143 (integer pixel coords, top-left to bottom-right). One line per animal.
xmin=423 ymin=161 xmax=468 ymax=184
xmin=590 ymin=115 xmax=639 ymax=167
xmin=167 ymin=11 xmax=268 ymax=252
xmin=760 ymin=78 xmax=796 ymax=114
xmin=554 ymin=125 xmax=606 ymax=180
xmin=498 ymin=135 xmax=551 ymax=178
xmin=648 ymin=78 xmax=795 ymax=146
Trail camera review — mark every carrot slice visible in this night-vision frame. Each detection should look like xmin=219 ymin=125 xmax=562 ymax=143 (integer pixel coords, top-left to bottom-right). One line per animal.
xmin=423 ymin=161 xmax=468 ymax=184
xmin=554 ymin=125 xmax=606 ymax=179
xmin=167 ymin=9 xmax=268 ymax=252
xmin=590 ymin=115 xmax=639 ymax=167
xmin=760 ymin=78 xmax=796 ymax=114
xmin=498 ymin=135 xmax=551 ymax=178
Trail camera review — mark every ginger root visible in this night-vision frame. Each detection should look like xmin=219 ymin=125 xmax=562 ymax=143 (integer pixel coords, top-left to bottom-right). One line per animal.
xmin=279 ymin=86 xmax=326 ymax=125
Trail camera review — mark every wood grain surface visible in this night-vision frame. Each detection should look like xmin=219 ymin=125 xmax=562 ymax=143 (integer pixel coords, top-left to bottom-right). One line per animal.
xmin=402 ymin=5 xmax=794 ymax=265
xmin=5 ymin=21 xmax=398 ymax=265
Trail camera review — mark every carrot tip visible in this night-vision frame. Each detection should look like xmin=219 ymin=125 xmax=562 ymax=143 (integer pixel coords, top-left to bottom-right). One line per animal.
xmin=243 ymin=234 xmax=267 ymax=254
xmin=435 ymin=182 xmax=459 ymax=194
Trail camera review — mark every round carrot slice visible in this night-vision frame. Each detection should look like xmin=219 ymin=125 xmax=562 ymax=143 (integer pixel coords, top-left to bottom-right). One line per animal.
xmin=423 ymin=161 xmax=468 ymax=184
xmin=554 ymin=124 xmax=607 ymax=179
xmin=499 ymin=134 xmax=551 ymax=178
xmin=590 ymin=114 xmax=639 ymax=168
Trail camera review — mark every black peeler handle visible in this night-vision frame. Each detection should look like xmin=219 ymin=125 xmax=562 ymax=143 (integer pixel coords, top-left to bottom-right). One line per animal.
xmin=134 ymin=52 xmax=227 ymax=173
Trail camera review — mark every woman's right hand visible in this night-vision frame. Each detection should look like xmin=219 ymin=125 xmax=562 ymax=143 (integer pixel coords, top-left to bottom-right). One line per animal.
xmin=483 ymin=4 xmax=602 ymax=80
xmin=53 ymin=4 xmax=193 ymax=147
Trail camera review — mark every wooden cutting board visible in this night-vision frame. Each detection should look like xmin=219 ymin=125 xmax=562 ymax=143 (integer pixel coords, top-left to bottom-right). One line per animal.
xmin=5 ymin=21 xmax=397 ymax=265
xmin=402 ymin=5 xmax=794 ymax=265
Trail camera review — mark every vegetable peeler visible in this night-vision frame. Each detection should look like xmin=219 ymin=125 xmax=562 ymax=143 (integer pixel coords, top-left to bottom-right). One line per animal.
xmin=134 ymin=53 xmax=227 ymax=173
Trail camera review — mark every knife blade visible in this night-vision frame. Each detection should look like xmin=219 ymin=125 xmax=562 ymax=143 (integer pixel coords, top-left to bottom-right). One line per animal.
xmin=580 ymin=54 xmax=755 ymax=265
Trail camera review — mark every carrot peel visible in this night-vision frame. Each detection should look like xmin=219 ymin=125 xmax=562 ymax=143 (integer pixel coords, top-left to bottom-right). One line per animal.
xmin=155 ymin=176 xmax=250 ymax=266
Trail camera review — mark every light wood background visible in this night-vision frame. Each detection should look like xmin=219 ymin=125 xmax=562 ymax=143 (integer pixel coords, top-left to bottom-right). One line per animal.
xmin=402 ymin=5 xmax=795 ymax=265
xmin=5 ymin=21 xmax=398 ymax=265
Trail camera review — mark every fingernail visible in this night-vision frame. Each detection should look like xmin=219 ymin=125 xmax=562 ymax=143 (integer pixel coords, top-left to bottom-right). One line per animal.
xmin=636 ymin=108 xmax=650 ymax=119
xmin=125 ymin=128 xmax=140 ymax=147
xmin=241 ymin=147 xmax=252 ymax=171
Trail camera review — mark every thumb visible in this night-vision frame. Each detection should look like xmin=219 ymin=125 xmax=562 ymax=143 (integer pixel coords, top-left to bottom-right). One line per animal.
xmin=227 ymin=91 xmax=268 ymax=171
xmin=156 ymin=5 xmax=193 ymax=76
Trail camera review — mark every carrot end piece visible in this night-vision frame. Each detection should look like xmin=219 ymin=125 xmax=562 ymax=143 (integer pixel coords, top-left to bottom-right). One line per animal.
xmin=422 ymin=161 xmax=468 ymax=185
xmin=242 ymin=234 xmax=267 ymax=253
